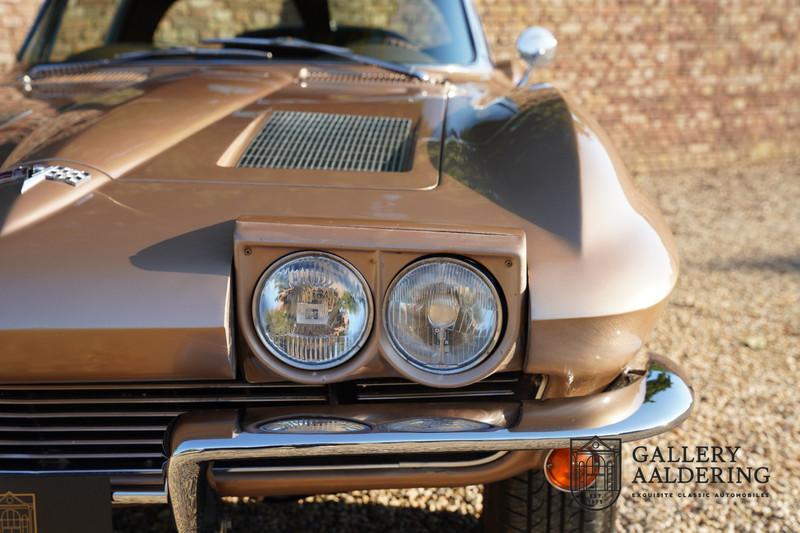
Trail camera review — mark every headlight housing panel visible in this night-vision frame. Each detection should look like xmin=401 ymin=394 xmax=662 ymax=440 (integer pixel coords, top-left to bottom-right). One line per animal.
xmin=384 ymin=257 xmax=503 ymax=374
xmin=252 ymin=251 xmax=373 ymax=370
xmin=236 ymin=220 xmax=525 ymax=386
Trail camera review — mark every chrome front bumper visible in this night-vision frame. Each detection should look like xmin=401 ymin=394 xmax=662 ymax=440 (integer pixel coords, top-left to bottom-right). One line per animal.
xmin=166 ymin=356 xmax=692 ymax=533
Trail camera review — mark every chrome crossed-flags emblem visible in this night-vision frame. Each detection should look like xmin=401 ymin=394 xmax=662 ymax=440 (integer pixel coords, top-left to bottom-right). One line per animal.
xmin=0 ymin=164 xmax=91 ymax=193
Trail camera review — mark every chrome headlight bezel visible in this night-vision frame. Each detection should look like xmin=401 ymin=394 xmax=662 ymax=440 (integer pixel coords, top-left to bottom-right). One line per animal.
xmin=382 ymin=256 xmax=504 ymax=375
xmin=251 ymin=251 xmax=374 ymax=371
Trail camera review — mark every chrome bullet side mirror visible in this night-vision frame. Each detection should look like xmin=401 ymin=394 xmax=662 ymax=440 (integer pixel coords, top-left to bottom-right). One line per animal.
xmin=516 ymin=26 xmax=557 ymax=86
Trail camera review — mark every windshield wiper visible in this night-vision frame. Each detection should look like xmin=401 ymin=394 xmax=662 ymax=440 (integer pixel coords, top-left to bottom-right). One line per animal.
xmin=203 ymin=37 xmax=437 ymax=83
xmin=25 ymin=46 xmax=273 ymax=81
xmin=113 ymin=46 xmax=273 ymax=62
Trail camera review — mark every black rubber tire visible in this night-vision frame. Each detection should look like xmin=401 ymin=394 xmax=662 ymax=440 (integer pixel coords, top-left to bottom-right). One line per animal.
xmin=482 ymin=470 xmax=616 ymax=533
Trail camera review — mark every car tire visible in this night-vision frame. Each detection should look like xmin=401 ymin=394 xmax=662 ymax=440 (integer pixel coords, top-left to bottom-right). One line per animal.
xmin=482 ymin=470 xmax=616 ymax=533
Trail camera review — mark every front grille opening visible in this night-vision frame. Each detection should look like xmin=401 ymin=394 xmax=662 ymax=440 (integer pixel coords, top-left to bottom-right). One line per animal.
xmin=237 ymin=111 xmax=416 ymax=172
xmin=336 ymin=372 xmax=541 ymax=403
xmin=0 ymin=381 xmax=328 ymax=487
xmin=0 ymin=373 xmax=538 ymax=489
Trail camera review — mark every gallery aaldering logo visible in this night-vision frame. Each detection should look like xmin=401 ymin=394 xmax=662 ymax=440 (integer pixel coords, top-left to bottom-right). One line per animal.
xmin=569 ymin=437 xmax=622 ymax=510
xmin=0 ymin=492 xmax=37 ymax=533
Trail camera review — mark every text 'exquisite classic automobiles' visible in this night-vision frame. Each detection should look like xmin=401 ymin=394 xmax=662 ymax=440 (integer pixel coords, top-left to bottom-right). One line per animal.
xmin=0 ymin=1 xmax=692 ymax=532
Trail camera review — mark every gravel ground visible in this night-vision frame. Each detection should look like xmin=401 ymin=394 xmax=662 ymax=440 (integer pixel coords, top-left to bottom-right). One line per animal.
xmin=114 ymin=158 xmax=800 ymax=532
xmin=617 ymin=159 xmax=800 ymax=532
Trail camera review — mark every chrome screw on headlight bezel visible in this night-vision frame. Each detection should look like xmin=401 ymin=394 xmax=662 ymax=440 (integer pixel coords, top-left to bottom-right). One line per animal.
xmin=251 ymin=251 xmax=374 ymax=370
xmin=383 ymin=256 xmax=504 ymax=375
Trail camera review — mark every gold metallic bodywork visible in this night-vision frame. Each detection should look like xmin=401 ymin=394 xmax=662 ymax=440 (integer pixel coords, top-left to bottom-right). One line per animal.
xmin=0 ymin=54 xmax=679 ymax=498
xmin=0 ymin=65 xmax=677 ymax=387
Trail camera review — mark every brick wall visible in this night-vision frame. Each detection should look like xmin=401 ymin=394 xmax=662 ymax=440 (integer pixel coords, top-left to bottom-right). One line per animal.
xmin=0 ymin=0 xmax=39 ymax=69
xmin=474 ymin=0 xmax=800 ymax=170
xmin=2 ymin=0 xmax=799 ymax=171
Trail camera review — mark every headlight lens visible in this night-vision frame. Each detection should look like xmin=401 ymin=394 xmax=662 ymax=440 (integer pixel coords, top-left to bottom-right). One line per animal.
xmin=252 ymin=252 xmax=373 ymax=369
xmin=380 ymin=417 xmax=492 ymax=433
xmin=259 ymin=417 xmax=370 ymax=434
xmin=384 ymin=257 xmax=502 ymax=374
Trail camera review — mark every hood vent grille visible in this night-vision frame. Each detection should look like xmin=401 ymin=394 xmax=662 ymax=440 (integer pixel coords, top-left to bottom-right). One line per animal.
xmin=23 ymin=66 xmax=149 ymax=98
xmin=302 ymin=70 xmax=412 ymax=84
xmin=238 ymin=111 xmax=415 ymax=173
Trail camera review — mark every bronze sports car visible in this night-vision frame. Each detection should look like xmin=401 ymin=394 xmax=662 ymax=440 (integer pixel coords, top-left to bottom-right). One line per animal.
xmin=0 ymin=1 xmax=692 ymax=532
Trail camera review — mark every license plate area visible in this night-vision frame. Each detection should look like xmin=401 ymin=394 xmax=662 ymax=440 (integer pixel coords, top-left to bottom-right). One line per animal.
xmin=0 ymin=476 xmax=110 ymax=533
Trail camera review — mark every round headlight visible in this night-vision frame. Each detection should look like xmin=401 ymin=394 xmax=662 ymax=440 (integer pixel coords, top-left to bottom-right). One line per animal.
xmin=252 ymin=252 xmax=373 ymax=370
xmin=384 ymin=257 xmax=502 ymax=374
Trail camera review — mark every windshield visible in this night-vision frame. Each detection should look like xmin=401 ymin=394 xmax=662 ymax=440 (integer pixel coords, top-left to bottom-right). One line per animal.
xmin=22 ymin=0 xmax=476 ymax=67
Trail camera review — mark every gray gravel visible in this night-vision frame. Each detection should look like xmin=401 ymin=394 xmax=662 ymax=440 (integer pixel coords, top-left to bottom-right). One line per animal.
xmin=617 ymin=159 xmax=800 ymax=532
xmin=114 ymin=158 xmax=800 ymax=531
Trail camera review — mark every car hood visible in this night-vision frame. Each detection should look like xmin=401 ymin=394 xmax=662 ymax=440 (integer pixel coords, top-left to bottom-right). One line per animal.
xmin=0 ymin=63 xmax=455 ymax=382
xmin=1 ymin=64 xmax=448 ymax=238
xmin=2 ymin=62 xmax=445 ymax=199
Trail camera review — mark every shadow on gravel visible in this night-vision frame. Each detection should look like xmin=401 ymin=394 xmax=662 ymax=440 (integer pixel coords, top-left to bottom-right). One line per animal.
xmin=113 ymin=502 xmax=481 ymax=533
xmin=705 ymin=254 xmax=800 ymax=273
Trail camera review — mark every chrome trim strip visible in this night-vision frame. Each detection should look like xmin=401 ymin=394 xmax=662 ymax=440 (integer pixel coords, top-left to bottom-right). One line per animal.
xmin=113 ymin=491 xmax=168 ymax=505
xmin=356 ymin=390 xmax=515 ymax=401
xmin=215 ymin=451 xmax=508 ymax=474
xmin=355 ymin=376 xmax=521 ymax=388
xmin=0 ymin=438 xmax=162 ymax=446
xmin=462 ymin=0 xmax=494 ymax=69
xmin=0 ymin=425 xmax=168 ymax=432
xmin=0 ymin=382 xmax=325 ymax=390
xmin=0 ymin=395 xmax=327 ymax=405
xmin=0 ymin=411 xmax=184 ymax=418
xmin=0 ymin=468 xmax=162 ymax=477
xmin=0 ymin=452 xmax=163 ymax=460
xmin=167 ymin=357 xmax=692 ymax=532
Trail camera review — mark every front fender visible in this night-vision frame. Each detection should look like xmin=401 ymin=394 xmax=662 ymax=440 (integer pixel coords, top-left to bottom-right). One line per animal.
xmin=441 ymin=84 xmax=679 ymax=395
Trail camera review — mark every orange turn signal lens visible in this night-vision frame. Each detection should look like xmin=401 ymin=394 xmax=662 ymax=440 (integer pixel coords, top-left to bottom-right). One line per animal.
xmin=544 ymin=448 xmax=599 ymax=492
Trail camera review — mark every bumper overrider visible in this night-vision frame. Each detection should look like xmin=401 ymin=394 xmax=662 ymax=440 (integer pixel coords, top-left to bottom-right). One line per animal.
xmin=166 ymin=356 xmax=692 ymax=533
